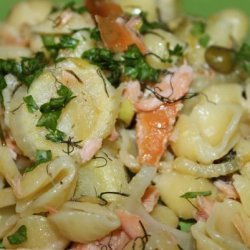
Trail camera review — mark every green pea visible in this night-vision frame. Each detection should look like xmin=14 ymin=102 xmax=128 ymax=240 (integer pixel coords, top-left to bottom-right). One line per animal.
xmin=205 ymin=46 xmax=236 ymax=74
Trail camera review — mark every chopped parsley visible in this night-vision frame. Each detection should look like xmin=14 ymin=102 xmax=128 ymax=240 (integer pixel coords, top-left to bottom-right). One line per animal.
xmin=0 ymin=76 xmax=7 ymax=105
xmin=0 ymin=240 xmax=4 ymax=249
xmin=122 ymin=45 xmax=160 ymax=82
xmin=82 ymin=45 xmax=161 ymax=86
xmin=180 ymin=191 xmax=212 ymax=199
xmin=45 ymin=129 xmax=66 ymax=143
xmin=24 ymin=149 xmax=52 ymax=173
xmin=0 ymin=52 xmax=46 ymax=102
xmin=42 ymin=35 xmax=79 ymax=59
xmin=62 ymin=1 xmax=87 ymax=13
xmin=51 ymin=1 xmax=87 ymax=14
xmin=89 ymin=27 xmax=101 ymax=41
xmin=20 ymin=52 xmax=47 ymax=87
xmin=36 ymin=84 xmax=75 ymax=142
xmin=139 ymin=12 xmax=167 ymax=34
xmin=82 ymin=48 xmax=121 ymax=87
xmin=23 ymin=95 xmax=39 ymax=113
xmin=35 ymin=149 xmax=52 ymax=164
xmin=7 ymin=225 xmax=27 ymax=245
xmin=191 ymin=21 xmax=210 ymax=48
xmin=236 ymin=42 xmax=250 ymax=74
xmin=178 ymin=219 xmax=196 ymax=232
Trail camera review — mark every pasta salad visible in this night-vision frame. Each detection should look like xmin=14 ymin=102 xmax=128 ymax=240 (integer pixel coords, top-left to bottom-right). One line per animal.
xmin=0 ymin=0 xmax=250 ymax=249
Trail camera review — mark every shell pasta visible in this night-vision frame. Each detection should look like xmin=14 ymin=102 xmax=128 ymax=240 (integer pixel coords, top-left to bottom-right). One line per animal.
xmin=0 ymin=0 xmax=250 ymax=249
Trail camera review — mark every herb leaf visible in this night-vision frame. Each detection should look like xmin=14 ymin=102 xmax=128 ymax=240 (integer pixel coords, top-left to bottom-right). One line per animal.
xmin=23 ymin=95 xmax=39 ymax=113
xmin=82 ymin=48 xmax=121 ymax=87
xmin=35 ymin=150 xmax=52 ymax=164
xmin=180 ymin=191 xmax=212 ymax=199
xmin=139 ymin=12 xmax=167 ymax=34
xmin=179 ymin=219 xmax=196 ymax=232
xmin=24 ymin=149 xmax=52 ymax=173
xmin=37 ymin=110 xmax=61 ymax=131
xmin=42 ymin=35 xmax=79 ymax=59
xmin=122 ymin=45 xmax=160 ymax=82
xmin=7 ymin=225 xmax=27 ymax=245
xmin=63 ymin=1 xmax=87 ymax=14
xmin=191 ymin=21 xmax=210 ymax=48
xmin=236 ymin=42 xmax=250 ymax=74
xmin=37 ymin=84 xmax=75 ymax=132
xmin=45 ymin=129 xmax=66 ymax=143
xmin=0 ymin=52 xmax=46 ymax=101
xmin=0 ymin=75 xmax=7 ymax=105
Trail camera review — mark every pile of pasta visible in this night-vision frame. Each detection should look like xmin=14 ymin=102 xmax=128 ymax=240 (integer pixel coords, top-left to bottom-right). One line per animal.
xmin=0 ymin=0 xmax=250 ymax=249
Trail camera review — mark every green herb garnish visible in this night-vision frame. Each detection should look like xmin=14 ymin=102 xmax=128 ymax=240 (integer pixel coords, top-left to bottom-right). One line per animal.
xmin=45 ymin=129 xmax=66 ymax=143
xmin=7 ymin=225 xmax=27 ymax=245
xmin=82 ymin=48 xmax=121 ymax=87
xmin=191 ymin=21 xmax=210 ymax=48
xmin=24 ymin=149 xmax=52 ymax=173
xmin=23 ymin=95 xmax=39 ymax=113
xmin=0 ymin=240 xmax=5 ymax=249
xmin=178 ymin=219 xmax=196 ymax=232
xmin=42 ymin=35 xmax=79 ymax=59
xmin=36 ymin=84 xmax=74 ymax=141
xmin=62 ymin=1 xmax=87 ymax=14
xmin=0 ymin=75 xmax=7 ymax=105
xmin=236 ymin=42 xmax=250 ymax=74
xmin=37 ymin=110 xmax=61 ymax=131
xmin=139 ymin=12 xmax=167 ymax=34
xmin=180 ymin=191 xmax=212 ymax=199
xmin=82 ymin=45 xmax=162 ymax=86
xmin=122 ymin=45 xmax=160 ymax=82
xmin=0 ymin=52 xmax=46 ymax=103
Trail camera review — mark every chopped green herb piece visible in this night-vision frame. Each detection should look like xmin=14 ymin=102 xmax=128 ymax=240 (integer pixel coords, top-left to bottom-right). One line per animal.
xmin=24 ymin=149 xmax=52 ymax=172
xmin=0 ymin=52 xmax=46 ymax=97
xmin=191 ymin=21 xmax=206 ymax=36
xmin=42 ymin=35 xmax=79 ymax=59
xmin=36 ymin=84 xmax=74 ymax=140
xmin=236 ymin=42 xmax=250 ymax=74
xmin=23 ymin=95 xmax=39 ymax=113
xmin=60 ymin=36 xmax=79 ymax=49
xmin=37 ymin=110 xmax=61 ymax=131
xmin=57 ymin=84 xmax=74 ymax=102
xmin=122 ymin=45 xmax=160 ymax=82
xmin=40 ymin=97 xmax=69 ymax=113
xmin=45 ymin=129 xmax=66 ymax=143
xmin=139 ymin=12 xmax=167 ymax=34
xmin=90 ymin=27 xmax=101 ymax=41
xmin=199 ymin=34 xmax=210 ymax=48
xmin=63 ymin=1 xmax=87 ymax=14
xmin=180 ymin=191 xmax=212 ymax=199
xmin=168 ymin=44 xmax=184 ymax=58
xmin=36 ymin=150 xmax=52 ymax=164
xmin=0 ymin=240 xmax=5 ymax=249
xmin=20 ymin=52 xmax=47 ymax=87
xmin=191 ymin=21 xmax=210 ymax=48
xmin=82 ymin=48 xmax=121 ymax=87
xmin=0 ymin=75 xmax=7 ymax=105
xmin=179 ymin=219 xmax=196 ymax=232
xmin=7 ymin=225 xmax=27 ymax=245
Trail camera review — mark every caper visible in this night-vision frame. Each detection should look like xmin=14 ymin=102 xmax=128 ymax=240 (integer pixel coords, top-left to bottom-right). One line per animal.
xmin=205 ymin=45 xmax=236 ymax=74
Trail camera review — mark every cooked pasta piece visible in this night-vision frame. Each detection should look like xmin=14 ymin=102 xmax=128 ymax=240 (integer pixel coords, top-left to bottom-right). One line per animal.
xmin=7 ymin=58 xmax=121 ymax=161
xmin=74 ymin=149 xmax=128 ymax=202
xmin=16 ymin=156 xmax=77 ymax=216
xmin=171 ymin=102 xmax=242 ymax=164
xmin=207 ymin=9 xmax=249 ymax=48
xmin=155 ymin=169 xmax=217 ymax=219
xmin=192 ymin=199 xmax=250 ymax=250
xmin=49 ymin=201 xmax=120 ymax=243
xmin=3 ymin=215 xmax=69 ymax=249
